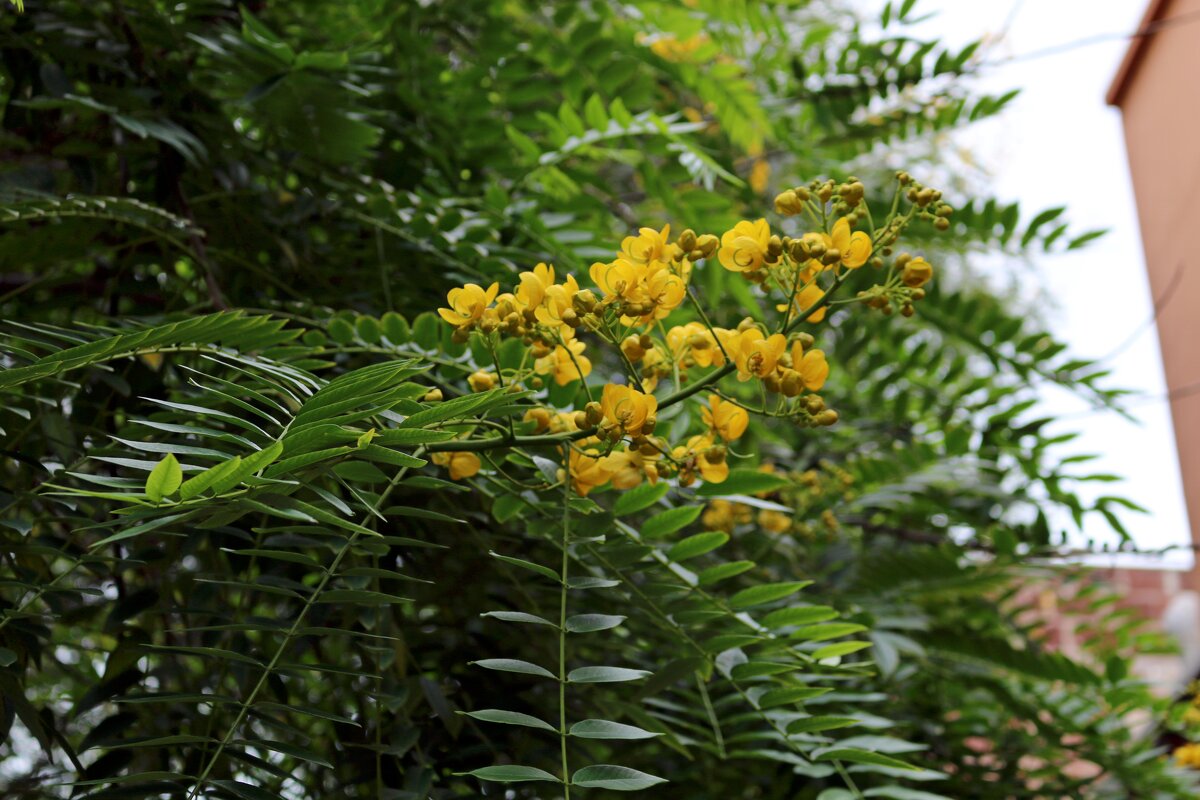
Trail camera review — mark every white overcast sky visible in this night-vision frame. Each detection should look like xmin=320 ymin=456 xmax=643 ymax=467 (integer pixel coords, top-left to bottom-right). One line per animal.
xmin=893 ymin=0 xmax=1193 ymax=566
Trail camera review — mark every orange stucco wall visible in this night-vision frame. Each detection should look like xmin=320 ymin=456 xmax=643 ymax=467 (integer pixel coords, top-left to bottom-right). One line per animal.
xmin=1114 ymin=0 xmax=1200 ymax=576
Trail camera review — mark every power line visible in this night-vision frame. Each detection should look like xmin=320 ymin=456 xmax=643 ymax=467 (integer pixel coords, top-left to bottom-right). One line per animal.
xmin=979 ymin=7 xmax=1200 ymax=70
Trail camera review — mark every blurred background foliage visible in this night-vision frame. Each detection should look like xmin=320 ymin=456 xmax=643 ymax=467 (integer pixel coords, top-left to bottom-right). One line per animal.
xmin=0 ymin=0 xmax=1192 ymax=798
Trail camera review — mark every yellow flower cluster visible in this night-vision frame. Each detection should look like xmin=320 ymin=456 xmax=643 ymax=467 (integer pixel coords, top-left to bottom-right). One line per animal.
xmin=429 ymin=174 xmax=946 ymax=488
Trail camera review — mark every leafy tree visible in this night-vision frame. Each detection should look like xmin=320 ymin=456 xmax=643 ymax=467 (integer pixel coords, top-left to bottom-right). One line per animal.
xmin=0 ymin=1 xmax=1190 ymax=798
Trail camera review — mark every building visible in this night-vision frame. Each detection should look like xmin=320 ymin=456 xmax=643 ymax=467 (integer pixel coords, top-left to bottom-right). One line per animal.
xmin=1108 ymin=0 xmax=1200 ymax=578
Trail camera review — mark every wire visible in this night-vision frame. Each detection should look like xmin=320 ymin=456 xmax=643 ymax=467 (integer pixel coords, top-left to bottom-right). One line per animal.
xmin=978 ymin=7 xmax=1200 ymax=70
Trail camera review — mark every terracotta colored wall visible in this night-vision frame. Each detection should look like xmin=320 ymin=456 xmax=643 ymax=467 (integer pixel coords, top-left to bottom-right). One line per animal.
xmin=1115 ymin=0 xmax=1200 ymax=580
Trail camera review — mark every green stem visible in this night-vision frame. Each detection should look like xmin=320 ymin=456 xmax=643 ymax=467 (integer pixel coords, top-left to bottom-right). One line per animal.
xmin=559 ymin=459 xmax=572 ymax=798
xmin=185 ymin=449 xmax=424 ymax=800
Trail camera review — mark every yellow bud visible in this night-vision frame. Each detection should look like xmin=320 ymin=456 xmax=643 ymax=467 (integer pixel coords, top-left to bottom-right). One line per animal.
xmin=526 ymin=407 xmax=551 ymax=433
xmin=584 ymin=401 xmax=603 ymax=426
xmin=468 ymin=371 xmax=495 ymax=392
xmin=573 ymin=289 xmax=598 ymax=314
xmin=901 ymin=257 xmax=933 ymax=288
xmin=562 ymin=309 xmax=580 ymax=327
xmin=678 ymin=229 xmax=697 ymax=252
xmin=805 ymin=395 xmax=825 ymax=414
xmin=816 ymin=409 xmax=839 ymax=426
xmin=766 ymin=235 xmax=783 ymax=262
xmin=641 ymin=414 xmax=657 ymax=434
xmin=764 ymin=373 xmax=783 ymax=394
xmin=621 ymin=335 xmax=646 ymax=362
xmin=774 ymin=189 xmax=804 ymax=216
xmin=695 ymin=234 xmax=719 ymax=258
xmin=421 ymin=388 xmax=444 ymax=403
xmin=574 ymin=411 xmax=590 ymax=430
xmin=781 ymin=370 xmax=803 ymax=397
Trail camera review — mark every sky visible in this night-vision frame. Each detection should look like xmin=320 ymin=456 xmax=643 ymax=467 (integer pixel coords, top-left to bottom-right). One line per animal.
xmin=897 ymin=0 xmax=1193 ymax=566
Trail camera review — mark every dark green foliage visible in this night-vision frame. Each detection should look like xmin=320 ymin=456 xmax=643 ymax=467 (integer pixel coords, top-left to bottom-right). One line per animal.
xmin=0 ymin=1 xmax=1192 ymax=798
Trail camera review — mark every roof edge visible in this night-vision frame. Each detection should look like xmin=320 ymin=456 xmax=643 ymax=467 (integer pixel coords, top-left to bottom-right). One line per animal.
xmin=1108 ymin=0 xmax=1173 ymax=107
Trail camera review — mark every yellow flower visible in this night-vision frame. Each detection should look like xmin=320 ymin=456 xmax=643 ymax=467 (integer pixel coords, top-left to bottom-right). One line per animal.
xmin=777 ymin=282 xmax=827 ymax=324
xmin=718 ymin=219 xmax=771 ymax=273
xmin=438 ymin=282 xmax=500 ymax=326
xmin=701 ymin=499 xmax=752 ymax=532
xmin=749 ymin=158 xmax=770 ymax=194
xmin=648 ymin=33 xmax=708 ymax=62
xmin=534 ymin=275 xmax=580 ymax=326
xmin=758 ymin=509 xmax=791 ymax=534
xmin=901 ymin=256 xmax=933 ymax=287
xmin=523 ymin=407 xmax=552 ymax=433
xmin=643 ymin=267 xmax=687 ymax=318
xmin=702 ymin=394 xmax=748 ymax=441
xmin=590 ymin=257 xmax=644 ymax=300
xmin=829 ymin=217 xmax=872 ymax=269
xmin=535 ymin=336 xmax=592 ymax=386
xmin=516 ymin=263 xmax=555 ymax=308
xmin=566 ymin=448 xmax=612 ymax=496
xmin=671 ymin=434 xmax=727 ymax=485
xmin=791 ymin=340 xmax=829 ymax=391
xmin=1175 ymin=743 xmax=1200 ymax=769
xmin=733 ymin=329 xmax=787 ymax=381
xmin=600 ymin=449 xmax=660 ymax=490
xmin=600 ymin=383 xmax=658 ymax=437
xmin=432 ymin=451 xmax=481 ymax=481
xmin=666 ymin=322 xmax=727 ymax=368
xmin=621 ymin=225 xmax=670 ymax=265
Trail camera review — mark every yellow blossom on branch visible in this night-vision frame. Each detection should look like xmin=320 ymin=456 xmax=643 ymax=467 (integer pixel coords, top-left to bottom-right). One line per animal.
xmin=827 ymin=217 xmax=872 ymax=269
xmin=600 ymin=448 xmax=661 ymax=489
xmin=564 ymin=447 xmax=612 ymax=496
xmin=733 ymin=329 xmax=787 ymax=381
xmin=717 ymin=219 xmax=771 ymax=273
xmin=432 ymin=451 xmax=482 ymax=481
xmin=600 ymin=383 xmax=658 ymax=437
xmin=438 ymin=282 xmax=499 ymax=326
xmin=534 ymin=336 xmax=591 ymax=386
xmin=790 ymin=340 xmax=829 ymax=392
xmin=702 ymin=394 xmax=749 ymax=441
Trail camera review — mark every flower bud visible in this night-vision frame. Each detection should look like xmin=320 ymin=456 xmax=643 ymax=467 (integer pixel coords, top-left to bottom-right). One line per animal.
xmin=621 ymin=335 xmax=645 ymax=362
xmin=764 ymin=373 xmax=783 ymax=394
xmin=805 ymin=395 xmax=825 ymax=414
xmin=695 ymin=234 xmax=719 ymax=258
xmin=421 ymin=388 xmax=444 ymax=403
xmin=584 ymin=401 xmax=603 ymax=426
xmin=815 ymin=409 xmax=839 ymax=426
xmin=901 ymin=257 xmax=933 ymax=288
xmin=933 ymin=216 xmax=950 ymax=231
xmin=574 ymin=411 xmax=590 ymax=430
xmin=451 ymin=327 xmax=471 ymax=344
xmin=573 ymin=289 xmax=598 ymax=314
xmin=678 ymin=229 xmax=697 ymax=252
xmin=774 ymin=189 xmax=804 ymax=216
xmin=468 ymin=371 xmax=495 ymax=392
xmin=704 ymin=445 xmax=727 ymax=464
xmin=781 ymin=370 xmax=803 ymax=397
xmin=562 ymin=309 xmax=580 ymax=327
xmin=641 ymin=414 xmax=657 ymax=434
xmin=766 ymin=235 xmax=784 ymax=262
xmin=525 ymin=407 xmax=551 ymax=433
